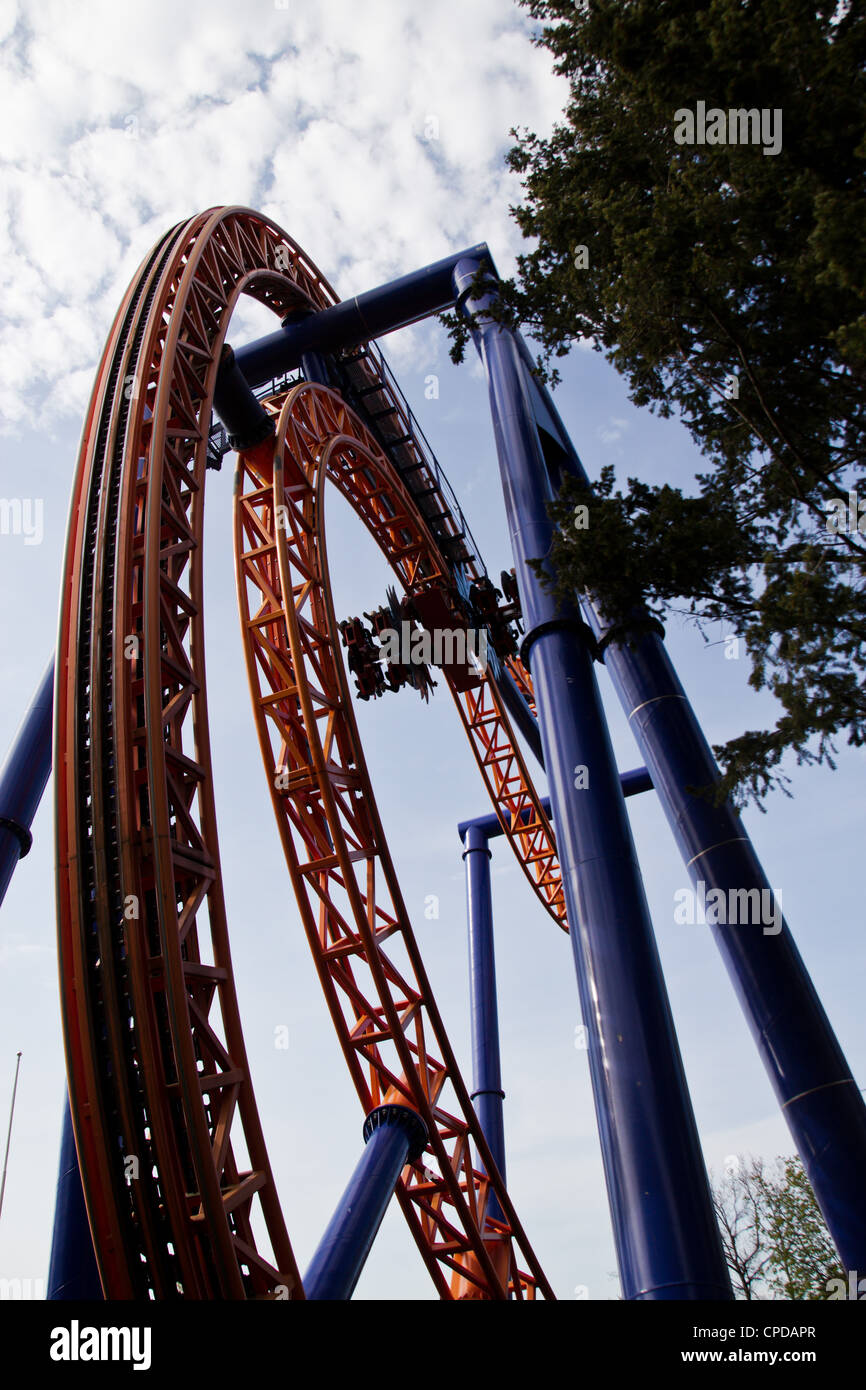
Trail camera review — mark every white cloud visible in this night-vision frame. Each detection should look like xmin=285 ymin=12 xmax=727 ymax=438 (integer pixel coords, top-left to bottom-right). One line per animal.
xmin=597 ymin=416 xmax=629 ymax=446
xmin=0 ymin=0 xmax=567 ymax=432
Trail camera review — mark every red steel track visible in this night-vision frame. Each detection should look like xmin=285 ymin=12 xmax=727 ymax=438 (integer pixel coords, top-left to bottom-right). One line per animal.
xmin=55 ymin=206 xmax=564 ymax=1300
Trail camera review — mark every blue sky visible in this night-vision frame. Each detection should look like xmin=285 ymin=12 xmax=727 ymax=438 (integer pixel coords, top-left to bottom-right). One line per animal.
xmin=0 ymin=0 xmax=863 ymax=1302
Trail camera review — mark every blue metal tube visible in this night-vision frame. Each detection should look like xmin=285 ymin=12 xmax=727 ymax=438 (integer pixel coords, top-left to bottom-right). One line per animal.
xmin=454 ymin=259 xmax=732 ymax=1300
xmin=0 ymin=661 xmax=103 ymax=1298
xmin=299 ymin=350 xmax=333 ymax=388
xmin=211 ymin=345 xmax=274 ymax=452
xmin=304 ymin=1104 xmax=427 ymax=1300
xmin=0 ymin=658 xmax=53 ymax=909
xmin=495 ymin=297 xmax=866 ymax=1270
xmin=457 ymin=767 xmax=653 ymax=844
xmin=593 ymin=628 xmax=866 ymax=1271
xmin=234 ymin=244 xmax=493 ymax=389
xmin=47 ymin=1097 xmax=103 ymax=1300
xmin=463 ymin=824 xmax=506 ymax=1223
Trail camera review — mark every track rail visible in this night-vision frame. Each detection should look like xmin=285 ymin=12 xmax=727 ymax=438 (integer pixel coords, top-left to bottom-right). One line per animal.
xmin=55 ymin=206 xmax=564 ymax=1299
xmin=235 ymin=385 xmax=551 ymax=1296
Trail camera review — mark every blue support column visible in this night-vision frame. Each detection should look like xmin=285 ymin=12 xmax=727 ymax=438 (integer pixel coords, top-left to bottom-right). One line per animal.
xmin=457 ymin=767 xmax=652 ymax=844
xmin=496 ymin=307 xmax=866 ymax=1272
xmin=592 ymin=627 xmax=866 ymax=1272
xmin=47 ymin=1098 xmax=103 ymax=1300
xmin=233 ymin=244 xmax=494 ymax=389
xmin=463 ymin=824 xmax=506 ymax=1223
xmin=299 ymin=351 xmax=332 ymax=388
xmin=454 ymin=260 xmax=732 ymax=1301
xmin=0 ymin=660 xmax=103 ymax=1298
xmin=304 ymin=1103 xmax=428 ymax=1300
xmin=212 ymin=344 xmax=275 ymax=451
xmin=0 ymin=658 xmax=53 ymax=909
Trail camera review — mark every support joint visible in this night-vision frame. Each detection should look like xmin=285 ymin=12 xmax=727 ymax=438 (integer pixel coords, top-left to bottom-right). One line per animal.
xmin=519 ymin=616 xmax=599 ymax=669
xmin=363 ymin=1103 xmax=428 ymax=1163
xmin=596 ymin=615 xmax=665 ymax=659
xmin=0 ymin=816 xmax=32 ymax=858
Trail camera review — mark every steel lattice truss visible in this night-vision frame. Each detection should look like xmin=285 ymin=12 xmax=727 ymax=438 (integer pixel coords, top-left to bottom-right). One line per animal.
xmin=55 ymin=206 xmax=565 ymax=1300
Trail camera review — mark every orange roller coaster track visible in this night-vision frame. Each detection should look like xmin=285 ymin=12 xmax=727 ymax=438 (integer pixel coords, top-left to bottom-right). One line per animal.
xmin=55 ymin=206 xmax=562 ymax=1300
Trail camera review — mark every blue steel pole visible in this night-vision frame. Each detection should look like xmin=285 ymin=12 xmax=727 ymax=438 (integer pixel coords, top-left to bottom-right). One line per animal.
xmin=233 ymin=244 xmax=494 ymax=389
xmin=304 ymin=1103 xmax=428 ymax=1300
xmin=457 ymin=767 xmax=653 ymax=844
xmin=592 ymin=628 xmax=866 ymax=1272
xmin=0 ymin=660 xmax=103 ymax=1297
xmin=454 ymin=260 xmax=732 ymax=1301
xmin=496 ymin=309 xmax=866 ymax=1272
xmin=0 ymin=658 xmax=53 ymax=908
xmin=47 ymin=1097 xmax=103 ymax=1300
xmin=463 ymin=825 xmax=506 ymax=1223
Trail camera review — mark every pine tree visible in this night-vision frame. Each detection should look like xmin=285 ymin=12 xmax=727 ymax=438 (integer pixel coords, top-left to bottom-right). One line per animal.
xmin=450 ymin=0 xmax=866 ymax=806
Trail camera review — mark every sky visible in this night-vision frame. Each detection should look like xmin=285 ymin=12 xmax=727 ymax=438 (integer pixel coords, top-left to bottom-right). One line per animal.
xmin=0 ymin=0 xmax=863 ymax=1304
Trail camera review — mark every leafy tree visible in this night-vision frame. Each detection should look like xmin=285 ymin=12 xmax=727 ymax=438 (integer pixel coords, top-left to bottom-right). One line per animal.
xmin=712 ymin=1154 xmax=845 ymax=1298
xmin=449 ymin=0 xmax=866 ymax=807
xmin=759 ymin=1154 xmax=847 ymax=1299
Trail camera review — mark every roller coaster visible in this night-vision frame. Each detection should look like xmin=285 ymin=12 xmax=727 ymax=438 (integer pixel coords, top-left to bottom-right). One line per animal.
xmin=1 ymin=206 xmax=865 ymax=1301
